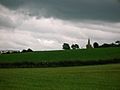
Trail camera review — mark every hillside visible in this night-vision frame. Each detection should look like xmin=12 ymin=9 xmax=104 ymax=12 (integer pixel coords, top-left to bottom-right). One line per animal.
xmin=0 ymin=47 xmax=120 ymax=62
xmin=0 ymin=47 xmax=120 ymax=67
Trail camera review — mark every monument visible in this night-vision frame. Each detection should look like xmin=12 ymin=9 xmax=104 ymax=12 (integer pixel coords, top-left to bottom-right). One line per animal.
xmin=86 ymin=39 xmax=92 ymax=49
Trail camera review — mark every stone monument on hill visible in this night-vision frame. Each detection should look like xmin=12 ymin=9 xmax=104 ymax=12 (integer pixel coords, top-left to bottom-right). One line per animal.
xmin=86 ymin=39 xmax=93 ymax=49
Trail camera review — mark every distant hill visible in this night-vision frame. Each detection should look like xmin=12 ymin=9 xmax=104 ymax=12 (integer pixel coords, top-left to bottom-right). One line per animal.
xmin=0 ymin=47 xmax=120 ymax=68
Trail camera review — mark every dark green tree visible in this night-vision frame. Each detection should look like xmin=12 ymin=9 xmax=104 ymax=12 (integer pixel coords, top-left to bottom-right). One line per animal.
xmin=63 ymin=43 xmax=70 ymax=50
xmin=27 ymin=48 xmax=33 ymax=52
xmin=71 ymin=44 xmax=76 ymax=49
xmin=71 ymin=44 xmax=79 ymax=49
xmin=75 ymin=44 xmax=79 ymax=49
xmin=115 ymin=41 xmax=120 ymax=45
xmin=93 ymin=42 xmax=99 ymax=48
xmin=22 ymin=48 xmax=33 ymax=53
xmin=22 ymin=49 xmax=27 ymax=53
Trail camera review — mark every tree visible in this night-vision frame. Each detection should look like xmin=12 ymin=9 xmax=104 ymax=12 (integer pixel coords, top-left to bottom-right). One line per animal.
xmin=27 ymin=48 xmax=33 ymax=52
xmin=75 ymin=44 xmax=79 ymax=49
xmin=115 ymin=41 xmax=120 ymax=47
xmin=100 ymin=43 xmax=110 ymax=48
xmin=21 ymin=48 xmax=33 ymax=53
xmin=71 ymin=44 xmax=76 ymax=49
xmin=63 ymin=43 xmax=70 ymax=50
xmin=22 ymin=49 xmax=27 ymax=53
xmin=93 ymin=42 xmax=99 ymax=48
xmin=71 ymin=44 xmax=79 ymax=49
xmin=115 ymin=41 xmax=120 ymax=45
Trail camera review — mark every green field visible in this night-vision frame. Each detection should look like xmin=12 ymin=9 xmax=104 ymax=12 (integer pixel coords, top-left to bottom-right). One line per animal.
xmin=0 ymin=47 xmax=120 ymax=62
xmin=0 ymin=64 xmax=120 ymax=90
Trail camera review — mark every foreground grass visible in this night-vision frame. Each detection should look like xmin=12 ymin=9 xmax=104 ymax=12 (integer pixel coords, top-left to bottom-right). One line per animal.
xmin=0 ymin=64 xmax=120 ymax=90
xmin=0 ymin=47 xmax=120 ymax=62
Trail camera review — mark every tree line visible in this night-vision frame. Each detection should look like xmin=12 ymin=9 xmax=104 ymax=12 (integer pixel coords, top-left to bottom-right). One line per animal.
xmin=93 ymin=41 xmax=120 ymax=48
xmin=62 ymin=40 xmax=120 ymax=50
xmin=1 ymin=48 xmax=33 ymax=54
xmin=1 ymin=40 xmax=120 ymax=54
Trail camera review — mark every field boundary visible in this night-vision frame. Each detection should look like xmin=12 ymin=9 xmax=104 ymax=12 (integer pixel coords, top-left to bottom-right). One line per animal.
xmin=0 ymin=59 xmax=120 ymax=68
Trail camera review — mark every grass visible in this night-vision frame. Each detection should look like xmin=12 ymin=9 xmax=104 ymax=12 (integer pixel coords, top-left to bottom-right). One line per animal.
xmin=0 ymin=47 xmax=120 ymax=62
xmin=0 ymin=64 xmax=120 ymax=90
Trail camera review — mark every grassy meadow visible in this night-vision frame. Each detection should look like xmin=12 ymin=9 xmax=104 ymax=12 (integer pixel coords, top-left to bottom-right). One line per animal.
xmin=0 ymin=47 xmax=120 ymax=62
xmin=0 ymin=64 xmax=120 ymax=90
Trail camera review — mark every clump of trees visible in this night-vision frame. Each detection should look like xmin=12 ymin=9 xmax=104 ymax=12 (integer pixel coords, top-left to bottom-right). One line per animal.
xmin=62 ymin=43 xmax=79 ymax=50
xmin=93 ymin=41 xmax=120 ymax=48
xmin=0 ymin=48 xmax=33 ymax=54
xmin=22 ymin=48 xmax=33 ymax=53
xmin=71 ymin=44 xmax=79 ymax=49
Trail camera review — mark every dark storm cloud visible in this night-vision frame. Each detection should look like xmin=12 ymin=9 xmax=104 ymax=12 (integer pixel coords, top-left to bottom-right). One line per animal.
xmin=0 ymin=0 xmax=120 ymax=22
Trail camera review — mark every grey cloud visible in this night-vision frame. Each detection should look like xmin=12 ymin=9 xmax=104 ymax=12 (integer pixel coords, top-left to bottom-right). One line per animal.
xmin=0 ymin=0 xmax=25 ymax=9
xmin=0 ymin=14 xmax=15 ymax=29
xmin=0 ymin=4 xmax=31 ymax=31
xmin=0 ymin=0 xmax=120 ymax=22
xmin=75 ymin=21 xmax=120 ymax=34
xmin=0 ymin=5 xmax=15 ymax=29
xmin=0 ymin=1 xmax=120 ymax=50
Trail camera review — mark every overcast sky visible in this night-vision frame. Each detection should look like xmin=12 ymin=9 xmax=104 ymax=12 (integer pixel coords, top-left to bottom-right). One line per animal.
xmin=0 ymin=0 xmax=120 ymax=50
